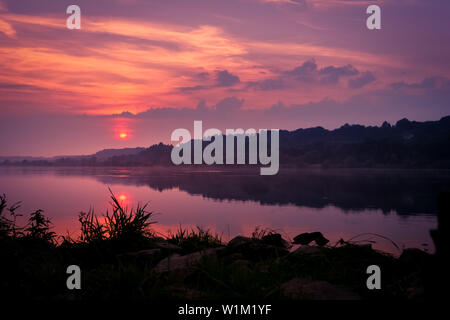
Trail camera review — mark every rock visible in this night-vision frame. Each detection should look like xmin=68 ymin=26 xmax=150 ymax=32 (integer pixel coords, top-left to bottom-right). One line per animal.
xmin=135 ymin=249 xmax=161 ymax=257
xmin=223 ymin=252 xmax=245 ymax=265
xmin=225 ymin=252 xmax=244 ymax=260
xmin=230 ymin=259 xmax=252 ymax=274
xmin=261 ymin=233 xmax=290 ymax=248
xmin=154 ymin=239 xmax=182 ymax=251
xmin=355 ymin=243 xmax=372 ymax=250
xmin=280 ymin=278 xmax=360 ymax=300
xmin=293 ymin=232 xmax=329 ymax=246
xmin=228 ymin=236 xmax=253 ymax=248
xmin=291 ymin=245 xmax=323 ymax=256
xmin=399 ymin=248 xmax=430 ymax=265
xmin=287 ymin=246 xmax=328 ymax=265
xmin=226 ymin=236 xmax=289 ymax=260
xmin=154 ymin=248 xmax=219 ymax=273
xmin=117 ymin=248 xmax=161 ymax=261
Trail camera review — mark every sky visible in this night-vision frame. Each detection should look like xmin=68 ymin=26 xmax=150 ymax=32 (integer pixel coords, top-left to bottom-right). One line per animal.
xmin=0 ymin=0 xmax=449 ymax=156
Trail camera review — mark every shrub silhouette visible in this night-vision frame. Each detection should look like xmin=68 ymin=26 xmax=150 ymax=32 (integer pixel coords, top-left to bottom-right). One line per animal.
xmin=25 ymin=209 xmax=56 ymax=243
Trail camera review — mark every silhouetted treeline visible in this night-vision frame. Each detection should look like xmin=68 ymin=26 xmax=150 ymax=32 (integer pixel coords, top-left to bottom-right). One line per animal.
xmin=279 ymin=116 xmax=450 ymax=168
xmin=2 ymin=116 xmax=450 ymax=168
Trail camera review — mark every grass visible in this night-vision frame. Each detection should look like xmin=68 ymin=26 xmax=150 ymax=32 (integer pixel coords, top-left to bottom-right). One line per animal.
xmin=1 ymin=193 xmax=56 ymax=243
xmin=104 ymin=187 xmax=156 ymax=241
xmin=77 ymin=188 xmax=156 ymax=244
xmin=251 ymin=226 xmax=276 ymax=240
xmin=0 ymin=194 xmax=22 ymax=238
xmin=78 ymin=208 xmax=105 ymax=243
xmin=167 ymin=225 xmax=223 ymax=253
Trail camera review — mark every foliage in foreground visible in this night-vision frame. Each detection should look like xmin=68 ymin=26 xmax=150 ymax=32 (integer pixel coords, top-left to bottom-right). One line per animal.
xmin=77 ymin=188 xmax=155 ymax=245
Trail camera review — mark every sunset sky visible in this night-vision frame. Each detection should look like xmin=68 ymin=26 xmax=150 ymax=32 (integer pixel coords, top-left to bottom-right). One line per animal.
xmin=1 ymin=0 xmax=449 ymax=156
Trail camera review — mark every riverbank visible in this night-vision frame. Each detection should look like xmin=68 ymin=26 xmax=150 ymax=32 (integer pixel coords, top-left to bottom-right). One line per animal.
xmin=0 ymin=192 xmax=439 ymax=300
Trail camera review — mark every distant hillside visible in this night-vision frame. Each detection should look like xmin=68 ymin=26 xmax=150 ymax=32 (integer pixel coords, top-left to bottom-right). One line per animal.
xmin=93 ymin=147 xmax=146 ymax=161
xmin=0 ymin=156 xmax=46 ymax=162
xmin=0 ymin=147 xmax=146 ymax=166
xmin=2 ymin=116 xmax=450 ymax=169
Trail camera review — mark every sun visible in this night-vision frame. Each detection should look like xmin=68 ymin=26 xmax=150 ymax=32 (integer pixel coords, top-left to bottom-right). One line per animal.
xmin=119 ymin=132 xmax=128 ymax=139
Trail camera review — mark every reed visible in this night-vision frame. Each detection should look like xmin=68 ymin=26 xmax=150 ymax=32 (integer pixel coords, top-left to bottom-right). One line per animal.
xmin=167 ymin=225 xmax=223 ymax=252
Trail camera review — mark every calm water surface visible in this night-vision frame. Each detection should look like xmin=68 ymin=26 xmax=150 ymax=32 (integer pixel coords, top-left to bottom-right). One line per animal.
xmin=1 ymin=166 xmax=448 ymax=254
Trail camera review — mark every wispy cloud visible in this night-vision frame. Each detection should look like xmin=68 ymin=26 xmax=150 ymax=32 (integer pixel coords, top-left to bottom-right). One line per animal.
xmin=0 ymin=0 xmax=448 ymax=120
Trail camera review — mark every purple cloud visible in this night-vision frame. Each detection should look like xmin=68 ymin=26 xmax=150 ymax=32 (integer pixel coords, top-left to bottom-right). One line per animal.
xmin=215 ymin=70 xmax=240 ymax=87
xmin=286 ymin=59 xmax=318 ymax=82
xmin=391 ymin=76 xmax=450 ymax=90
xmin=348 ymin=71 xmax=376 ymax=89
xmin=248 ymin=59 xmax=365 ymax=91
xmin=318 ymin=65 xmax=359 ymax=85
